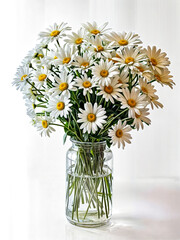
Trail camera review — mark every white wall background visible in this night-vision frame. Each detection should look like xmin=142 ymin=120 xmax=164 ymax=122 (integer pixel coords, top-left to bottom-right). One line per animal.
xmin=0 ymin=0 xmax=180 ymax=239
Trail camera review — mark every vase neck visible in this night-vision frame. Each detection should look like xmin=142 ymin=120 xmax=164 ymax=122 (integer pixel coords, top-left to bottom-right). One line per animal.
xmin=71 ymin=139 xmax=106 ymax=151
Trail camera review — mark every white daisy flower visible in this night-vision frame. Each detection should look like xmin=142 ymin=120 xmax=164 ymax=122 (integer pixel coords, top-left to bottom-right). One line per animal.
xmin=119 ymin=88 xmax=147 ymax=118
xmin=148 ymin=94 xmax=163 ymax=109
xmin=154 ymin=68 xmax=175 ymax=89
xmin=52 ymin=44 xmax=75 ymax=67
xmin=89 ymin=35 xmax=111 ymax=58
xmin=82 ymin=21 xmax=110 ymax=36
xmin=39 ymin=22 xmax=71 ymax=44
xmin=21 ymin=44 xmax=46 ymax=66
xmin=139 ymin=78 xmax=157 ymax=99
xmin=75 ymin=74 xmax=96 ymax=96
xmin=25 ymin=99 xmax=36 ymax=118
xmin=113 ymin=47 xmax=146 ymax=72
xmin=32 ymin=67 xmax=49 ymax=88
xmin=97 ymin=77 xmax=122 ymax=103
xmin=143 ymin=46 xmax=170 ymax=74
xmin=77 ymin=102 xmax=107 ymax=134
xmin=22 ymin=86 xmax=36 ymax=101
xmin=72 ymin=52 xmax=94 ymax=70
xmin=108 ymin=120 xmax=132 ymax=149
xmin=64 ymin=28 xmax=85 ymax=46
xmin=35 ymin=114 xmax=55 ymax=137
xmin=49 ymin=71 xmax=76 ymax=97
xmin=114 ymin=71 xmax=129 ymax=88
xmin=36 ymin=56 xmax=52 ymax=70
xmin=105 ymin=31 xmax=142 ymax=48
xmin=12 ymin=66 xmax=31 ymax=91
xmin=46 ymin=49 xmax=59 ymax=66
xmin=47 ymin=95 xmax=72 ymax=119
xmin=132 ymin=108 xmax=151 ymax=130
xmin=134 ymin=64 xmax=153 ymax=81
xmin=92 ymin=59 xmax=119 ymax=86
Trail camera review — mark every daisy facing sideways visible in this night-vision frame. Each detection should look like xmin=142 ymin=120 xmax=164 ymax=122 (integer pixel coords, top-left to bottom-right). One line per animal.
xmin=92 ymin=59 xmax=119 ymax=86
xmin=13 ymin=66 xmax=31 ymax=91
xmin=139 ymin=78 xmax=157 ymax=99
xmin=47 ymin=95 xmax=72 ymax=119
xmin=35 ymin=114 xmax=55 ymax=137
xmin=52 ymin=44 xmax=75 ymax=67
xmin=143 ymin=46 xmax=170 ymax=74
xmin=64 ymin=28 xmax=85 ymax=46
xmin=114 ymin=71 xmax=129 ymax=88
xmin=72 ymin=52 xmax=94 ymax=70
xmin=105 ymin=31 xmax=142 ymax=48
xmin=89 ymin=35 xmax=111 ymax=58
xmin=39 ymin=22 xmax=71 ymax=44
xmin=77 ymin=102 xmax=107 ymax=134
xmin=154 ymin=68 xmax=175 ymax=89
xmin=148 ymin=94 xmax=163 ymax=110
xmin=108 ymin=120 xmax=132 ymax=149
xmin=82 ymin=21 xmax=110 ymax=36
xmin=119 ymin=88 xmax=147 ymax=118
xmin=132 ymin=108 xmax=151 ymax=130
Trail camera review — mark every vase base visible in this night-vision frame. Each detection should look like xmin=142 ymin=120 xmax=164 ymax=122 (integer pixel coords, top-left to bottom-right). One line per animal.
xmin=66 ymin=216 xmax=111 ymax=228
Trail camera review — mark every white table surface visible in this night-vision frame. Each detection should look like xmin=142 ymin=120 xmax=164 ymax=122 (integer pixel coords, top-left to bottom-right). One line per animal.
xmin=26 ymin=178 xmax=180 ymax=240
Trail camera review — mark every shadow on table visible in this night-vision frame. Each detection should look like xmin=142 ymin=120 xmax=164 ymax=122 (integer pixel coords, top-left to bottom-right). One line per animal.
xmin=65 ymin=213 xmax=180 ymax=240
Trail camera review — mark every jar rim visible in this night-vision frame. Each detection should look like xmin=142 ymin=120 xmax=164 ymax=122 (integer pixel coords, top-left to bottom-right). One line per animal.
xmin=70 ymin=138 xmax=106 ymax=145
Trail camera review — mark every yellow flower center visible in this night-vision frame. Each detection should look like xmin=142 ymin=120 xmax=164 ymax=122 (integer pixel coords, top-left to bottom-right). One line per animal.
xmin=135 ymin=112 xmax=141 ymax=118
xmin=154 ymin=74 xmax=161 ymax=81
xmin=59 ymin=82 xmax=68 ymax=91
xmin=104 ymin=85 xmax=113 ymax=94
xmin=136 ymin=66 xmax=144 ymax=72
xmin=56 ymin=102 xmax=65 ymax=110
xmin=95 ymin=45 xmax=104 ymax=52
xmin=63 ymin=57 xmax=71 ymax=64
xmin=91 ymin=29 xmax=100 ymax=35
xmin=38 ymin=74 xmax=47 ymax=81
xmin=125 ymin=57 xmax=134 ymax=64
xmin=38 ymin=53 xmax=44 ymax=58
xmin=42 ymin=120 xmax=48 ymax=128
xmin=100 ymin=70 xmax=109 ymax=77
xmin=118 ymin=39 xmax=128 ymax=46
xmin=32 ymin=103 xmax=35 ymax=109
xmin=21 ymin=74 xmax=27 ymax=81
xmin=151 ymin=58 xmax=157 ymax=66
xmin=75 ymin=38 xmax=83 ymax=44
xmin=50 ymin=30 xmax=60 ymax=37
xmin=118 ymin=78 xmax=123 ymax=84
xmin=87 ymin=113 xmax=96 ymax=122
xmin=127 ymin=99 xmax=136 ymax=107
xmin=116 ymin=129 xmax=123 ymax=138
xmin=81 ymin=62 xmax=89 ymax=68
xmin=141 ymin=86 xmax=148 ymax=94
xmin=54 ymin=56 xmax=58 ymax=59
xmin=83 ymin=81 xmax=92 ymax=88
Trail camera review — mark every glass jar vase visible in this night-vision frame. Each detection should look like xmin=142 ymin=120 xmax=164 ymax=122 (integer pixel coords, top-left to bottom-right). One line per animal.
xmin=66 ymin=140 xmax=113 ymax=227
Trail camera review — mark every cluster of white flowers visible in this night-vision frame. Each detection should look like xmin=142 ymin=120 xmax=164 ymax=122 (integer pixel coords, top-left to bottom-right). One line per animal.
xmin=13 ymin=21 xmax=174 ymax=148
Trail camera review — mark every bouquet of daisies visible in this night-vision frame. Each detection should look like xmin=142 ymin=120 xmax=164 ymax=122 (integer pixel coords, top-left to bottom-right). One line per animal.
xmin=13 ymin=21 xmax=174 ymax=225
xmin=13 ymin=21 xmax=174 ymax=149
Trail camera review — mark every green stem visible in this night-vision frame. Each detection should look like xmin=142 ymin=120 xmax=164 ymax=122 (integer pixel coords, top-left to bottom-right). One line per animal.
xmin=148 ymin=79 xmax=156 ymax=84
xmin=26 ymin=79 xmax=45 ymax=96
xmin=99 ymin=108 xmax=128 ymax=135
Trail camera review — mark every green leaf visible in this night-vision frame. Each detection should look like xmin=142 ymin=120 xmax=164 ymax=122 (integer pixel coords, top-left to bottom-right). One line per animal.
xmin=84 ymin=132 xmax=89 ymax=141
xmin=63 ymin=132 xmax=68 ymax=145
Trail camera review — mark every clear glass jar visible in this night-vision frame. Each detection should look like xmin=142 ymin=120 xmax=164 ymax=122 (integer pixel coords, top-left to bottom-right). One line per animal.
xmin=66 ymin=139 xmax=113 ymax=228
